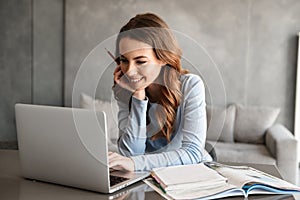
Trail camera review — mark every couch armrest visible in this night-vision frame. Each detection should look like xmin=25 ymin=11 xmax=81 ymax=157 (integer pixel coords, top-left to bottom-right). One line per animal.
xmin=265 ymin=124 xmax=298 ymax=183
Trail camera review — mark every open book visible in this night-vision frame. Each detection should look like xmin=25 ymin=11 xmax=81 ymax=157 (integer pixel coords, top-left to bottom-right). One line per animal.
xmin=144 ymin=162 xmax=300 ymax=200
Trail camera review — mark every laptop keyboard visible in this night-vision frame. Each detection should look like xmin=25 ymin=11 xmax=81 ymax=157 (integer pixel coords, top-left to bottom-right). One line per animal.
xmin=110 ymin=175 xmax=129 ymax=187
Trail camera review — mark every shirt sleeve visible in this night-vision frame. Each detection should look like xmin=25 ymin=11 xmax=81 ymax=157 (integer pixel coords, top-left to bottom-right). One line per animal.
xmin=117 ymin=96 xmax=149 ymax=156
xmin=130 ymin=75 xmax=208 ymax=171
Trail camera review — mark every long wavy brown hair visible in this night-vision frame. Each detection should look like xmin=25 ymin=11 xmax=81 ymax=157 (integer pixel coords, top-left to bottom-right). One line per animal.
xmin=115 ymin=13 xmax=188 ymax=142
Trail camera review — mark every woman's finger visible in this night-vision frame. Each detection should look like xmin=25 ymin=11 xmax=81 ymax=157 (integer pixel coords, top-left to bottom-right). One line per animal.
xmin=108 ymin=151 xmax=117 ymax=156
xmin=109 ymin=158 xmax=121 ymax=167
xmin=108 ymin=152 xmax=120 ymax=161
xmin=113 ymin=66 xmax=121 ymax=74
xmin=108 ymin=152 xmax=134 ymax=171
xmin=114 ymin=70 xmax=123 ymax=81
xmin=110 ymin=164 xmax=123 ymax=171
xmin=109 ymin=157 xmax=125 ymax=170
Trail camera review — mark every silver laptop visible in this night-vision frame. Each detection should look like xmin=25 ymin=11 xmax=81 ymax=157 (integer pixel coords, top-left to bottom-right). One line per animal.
xmin=15 ymin=103 xmax=149 ymax=193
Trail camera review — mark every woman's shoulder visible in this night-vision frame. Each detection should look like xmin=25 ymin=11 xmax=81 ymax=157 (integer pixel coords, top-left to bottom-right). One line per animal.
xmin=180 ymin=73 xmax=204 ymax=90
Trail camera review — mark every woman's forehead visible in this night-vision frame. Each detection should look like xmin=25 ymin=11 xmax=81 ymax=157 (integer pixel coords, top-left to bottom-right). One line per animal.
xmin=119 ymin=37 xmax=153 ymax=56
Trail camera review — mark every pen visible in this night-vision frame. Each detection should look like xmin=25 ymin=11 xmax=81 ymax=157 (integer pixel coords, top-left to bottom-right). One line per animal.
xmin=105 ymin=48 xmax=118 ymax=64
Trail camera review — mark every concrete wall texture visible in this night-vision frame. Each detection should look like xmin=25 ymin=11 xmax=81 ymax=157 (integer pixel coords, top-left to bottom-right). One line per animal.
xmin=0 ymin=0 xmax=32 ymax=147
xmin=1 ymin=0 xmax=300 ymax=148
xmin=0 ymin=0 xmax=64 ymax=148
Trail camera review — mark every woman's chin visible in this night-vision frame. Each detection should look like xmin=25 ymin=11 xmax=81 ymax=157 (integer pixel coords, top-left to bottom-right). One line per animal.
xmin=130 ymin=82 xmax=149 ymax=91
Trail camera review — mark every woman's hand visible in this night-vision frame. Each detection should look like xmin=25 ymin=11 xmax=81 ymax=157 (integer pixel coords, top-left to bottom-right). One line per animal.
xmin=132 ymin=89 xmax=146 ymax=100
xmin=113 ymin=66 xmax=146 ymax=100
xmin=108 ymin=151 xmax=135 ymax=171
xmin=114 ymin=66 xmax=134 ymax=93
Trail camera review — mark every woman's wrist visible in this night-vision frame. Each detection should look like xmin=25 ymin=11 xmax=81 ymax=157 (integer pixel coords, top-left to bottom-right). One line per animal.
xmin=133 ymin=89 xmax=146 ymax=100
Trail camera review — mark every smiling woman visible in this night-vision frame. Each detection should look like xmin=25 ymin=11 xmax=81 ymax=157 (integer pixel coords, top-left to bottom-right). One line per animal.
xmin=116 ymin=37 xmax=164 ymax=97
xmin=109 ymin=13 xmax=212 ymax=172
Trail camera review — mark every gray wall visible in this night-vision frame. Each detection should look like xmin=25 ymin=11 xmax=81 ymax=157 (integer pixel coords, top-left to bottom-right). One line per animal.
xmin=32 ymin=0 xmax=64 ymax=106
xmin=0 ymin=0 xmax=64 ymax=149
xmin=0 ymin=0 xmax=32 ymax=148
xmin=1 ymin=0 xmax=299 ymax=148
xmin=65 ymin=0 xmax=300 ymax=132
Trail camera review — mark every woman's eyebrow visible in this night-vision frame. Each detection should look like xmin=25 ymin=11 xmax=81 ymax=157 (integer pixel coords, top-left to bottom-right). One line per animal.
xmin=133 ymin=56 xmax=148 ymax=60
xmin=120 ymin=54 xmax=148 ymax=60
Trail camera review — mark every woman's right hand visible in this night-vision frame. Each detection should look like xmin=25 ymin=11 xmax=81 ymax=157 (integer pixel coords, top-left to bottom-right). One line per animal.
xmin=114 ymin=66 xmax=134 ymax=92
xmin=113 ymin=66 xmax=134 ymax=103
xmin=113 ymin=66 xmax=146 ymax=101
xmin=108 ymin=151 xmax=134 ymax=172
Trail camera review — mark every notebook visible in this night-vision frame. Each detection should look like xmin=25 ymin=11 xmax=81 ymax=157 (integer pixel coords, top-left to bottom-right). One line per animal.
xmin=15 ymin=103 xmax=149 ymax=193
xmin=145 ymin=162 xmax=300 ymax=199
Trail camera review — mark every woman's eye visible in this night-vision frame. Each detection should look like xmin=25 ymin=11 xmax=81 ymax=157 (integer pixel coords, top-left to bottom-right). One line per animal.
xmin=136 ymin=61 xmax=147 ymax=65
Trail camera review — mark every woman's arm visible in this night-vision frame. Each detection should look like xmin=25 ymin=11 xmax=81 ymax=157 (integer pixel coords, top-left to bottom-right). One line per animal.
xmin=117 ymin=97 xmax=148 ymax=156
xmin=131 ymin=75 xmax=208 ymax=171
xmin=113 ymin=66 xmax=149 ymax=156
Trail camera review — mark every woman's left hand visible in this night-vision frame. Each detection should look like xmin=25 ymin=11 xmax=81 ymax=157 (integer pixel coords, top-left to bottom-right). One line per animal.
xmin=108 ymin=151 xmax=135 ymax=171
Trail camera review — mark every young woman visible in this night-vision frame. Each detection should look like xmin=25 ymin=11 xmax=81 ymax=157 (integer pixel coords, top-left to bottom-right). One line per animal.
xmin=109 ymin=13 xmax=211 ymax=172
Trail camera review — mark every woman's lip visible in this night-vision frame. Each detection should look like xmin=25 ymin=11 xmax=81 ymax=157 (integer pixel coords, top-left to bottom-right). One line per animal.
xmin=128 ymin=77 xmax=143 ymax=83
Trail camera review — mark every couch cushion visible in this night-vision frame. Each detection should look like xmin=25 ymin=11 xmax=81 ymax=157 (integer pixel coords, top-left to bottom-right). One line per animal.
xmin=80 ymin=93 xmax=119 ymax=142
xmin=206 ymin=104 xmax=235 ymax=143
xmin=208 ymin=141 xmax=276 ymax=165
xmin=234 ymin=104 xmax=280 ymax=144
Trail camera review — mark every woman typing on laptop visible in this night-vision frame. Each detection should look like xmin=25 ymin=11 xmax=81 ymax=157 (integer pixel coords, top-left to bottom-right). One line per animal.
xmin=109 ymin=13 xmax=211 ymax=172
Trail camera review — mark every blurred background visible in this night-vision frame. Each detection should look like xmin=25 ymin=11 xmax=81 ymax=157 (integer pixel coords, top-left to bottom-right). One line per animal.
xmin=1 ymin=0 xmax=300 ymax=149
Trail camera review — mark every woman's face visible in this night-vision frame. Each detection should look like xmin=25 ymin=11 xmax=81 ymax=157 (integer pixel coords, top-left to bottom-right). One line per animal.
xmin=118 ymin=37 xmax=166 ymax=90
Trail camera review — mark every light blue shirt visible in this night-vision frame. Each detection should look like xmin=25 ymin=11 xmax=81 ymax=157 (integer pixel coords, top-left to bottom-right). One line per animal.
xmin=116 ymin=73 xmax=211 ymax=171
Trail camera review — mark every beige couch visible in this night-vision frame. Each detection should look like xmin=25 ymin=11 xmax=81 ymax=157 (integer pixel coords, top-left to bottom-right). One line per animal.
xmin=206 ymin=104 xmax=298 ymax=184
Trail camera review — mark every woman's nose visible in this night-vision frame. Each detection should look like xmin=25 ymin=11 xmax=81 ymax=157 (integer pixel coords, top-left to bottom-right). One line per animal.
xmin=125 ymin=62 xmax=138 ymax=76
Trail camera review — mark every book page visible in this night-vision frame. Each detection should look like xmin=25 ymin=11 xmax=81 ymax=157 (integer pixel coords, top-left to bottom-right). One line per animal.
xmin=166 ymin=183 xmax=242 ymax=200
xmin=205 ymin=162 xmax=300 ymax=191
xmin=144 ymin=177 xmax=244 ymax=200
xmin=209 ymin=164 xmax=256 ymax=188
xmin=152 ymin=163 xmax=227 ymax=190
xmin=243 ymin=167 xmax=300 ymax=190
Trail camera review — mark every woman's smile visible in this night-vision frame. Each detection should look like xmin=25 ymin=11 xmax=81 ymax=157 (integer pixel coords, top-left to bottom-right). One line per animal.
xmin=119 ymin=37 xmax=166 ymax=90
xmin=128 ymin=76 xmax=143 ymax=83
xmin=126 ymin=75 xmax=145 ymax=87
